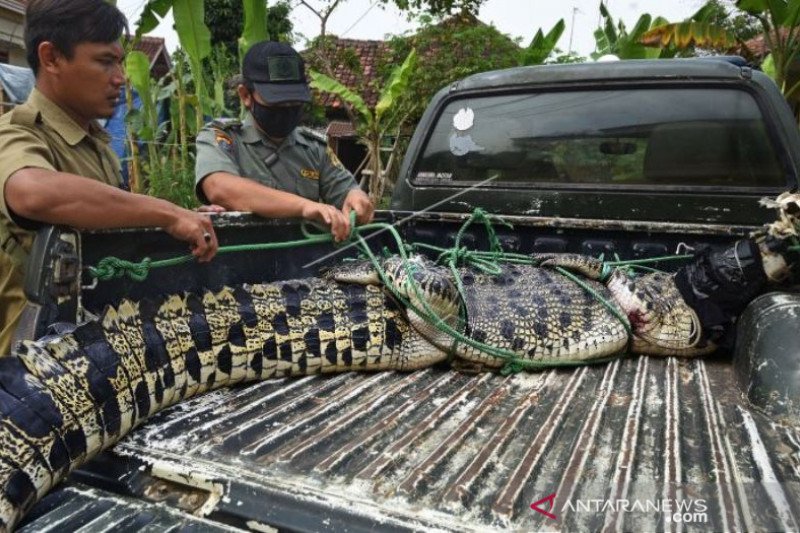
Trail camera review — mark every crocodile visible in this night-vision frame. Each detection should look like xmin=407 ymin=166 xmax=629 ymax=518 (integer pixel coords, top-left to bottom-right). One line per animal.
xmin=0 ymin=252 xmax=755 ymax=530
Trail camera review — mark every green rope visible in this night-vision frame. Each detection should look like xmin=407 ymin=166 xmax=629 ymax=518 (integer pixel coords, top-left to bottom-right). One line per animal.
xmin=85 ymin=209 xmax=700 ymax=374
xmin=88 ymin=217 xmax=360 ymax=281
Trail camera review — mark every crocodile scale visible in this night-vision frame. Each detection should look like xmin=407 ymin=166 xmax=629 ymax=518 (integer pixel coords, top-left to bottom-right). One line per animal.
xmin=0 ymin=255 xmax=709 ymax=530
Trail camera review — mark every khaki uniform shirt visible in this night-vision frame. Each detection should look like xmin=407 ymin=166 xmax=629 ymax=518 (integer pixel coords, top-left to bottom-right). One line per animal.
xmin=0 ymin=88 xmax=122 ymax=355
xmin=194 ymin=116 xmax=359 ymax=208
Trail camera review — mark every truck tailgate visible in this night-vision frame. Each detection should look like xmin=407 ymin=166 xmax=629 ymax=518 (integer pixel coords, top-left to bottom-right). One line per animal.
xmin=31 ymin=356 xmax=800 ymax=532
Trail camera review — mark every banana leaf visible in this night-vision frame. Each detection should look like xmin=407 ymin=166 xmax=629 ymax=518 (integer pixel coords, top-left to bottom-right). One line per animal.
xmin=125 ymin=51 xmax=157 ymax=141
xmin=239 ymin=0 xmax=269 ymax=63
xmin=375 ymin=49 xmax=417 ymax=121
xmin=522 ymin=19 xmax=565 ymax=65
xmin=308 ymin=71 xmax=371 ymax=120
xmin=641 ymin=21 xmax=734 ymax=49
xmin=135 ymin=0 xmax=174 ymax=37
xmin=172 ymin=0 xmax=212 ymax=113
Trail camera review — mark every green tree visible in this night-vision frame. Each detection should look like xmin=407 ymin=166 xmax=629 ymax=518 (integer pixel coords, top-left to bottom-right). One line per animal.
xmin=379 ymin=0 xmax=486 ymax=16
xmin=204 ymin=0 xmax=294 ymax=56
xmin=383 ymin=13 xmax=521 ymax=124
xmin=297 ymin=0 xmax=489 ymax=37
xmin=704 ymin=0 xmax=760 ymax=42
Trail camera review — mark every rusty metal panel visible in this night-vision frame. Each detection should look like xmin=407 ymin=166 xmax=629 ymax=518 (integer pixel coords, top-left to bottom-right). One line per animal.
xmin=54 ymin=358 xmax=798 ymax=531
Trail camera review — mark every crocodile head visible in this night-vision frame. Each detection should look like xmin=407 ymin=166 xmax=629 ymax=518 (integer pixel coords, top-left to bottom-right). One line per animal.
xmin=379 ymin=255 xmax=461 ymax=317
xmin=606 ymin=269 xmax=715 ymax=356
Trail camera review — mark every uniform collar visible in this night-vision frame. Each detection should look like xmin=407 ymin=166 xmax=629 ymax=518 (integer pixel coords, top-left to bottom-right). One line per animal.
xmin=29 ymin=88 xmax=109 ymax=146
xmin=241 ymin=114 xmax=300 ymax=148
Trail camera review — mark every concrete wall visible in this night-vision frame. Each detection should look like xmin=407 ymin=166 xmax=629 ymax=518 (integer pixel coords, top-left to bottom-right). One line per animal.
xmin=7 ymin=46 xmax=25 ymax=67
xmin=0 ymin=9 xmax=26 ymax=67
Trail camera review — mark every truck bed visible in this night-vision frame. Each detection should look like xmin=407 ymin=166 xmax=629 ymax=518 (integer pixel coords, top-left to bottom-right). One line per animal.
xmin=19 ymin=213 xmax=799 ymax=531
xmin=21 ymin=356 xmax=800 ymax=532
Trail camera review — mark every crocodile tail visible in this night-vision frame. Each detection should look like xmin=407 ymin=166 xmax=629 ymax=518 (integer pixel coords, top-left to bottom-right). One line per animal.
xmin=0 ymin=278 xmax=445 ymax=528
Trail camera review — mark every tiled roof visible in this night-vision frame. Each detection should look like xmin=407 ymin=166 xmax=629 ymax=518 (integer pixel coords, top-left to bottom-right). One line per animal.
xmin=325 ymin=120 xmax=356 ymax=138
xmin=742 ymin=28 xmax=789 ymax=59
xmin=306 ymin=38 xmax=392 ymax=108
xmin=306 ymin=13 xmax=515 ymax=113
xmin=131 ymin=36 xmax=171 ymax=79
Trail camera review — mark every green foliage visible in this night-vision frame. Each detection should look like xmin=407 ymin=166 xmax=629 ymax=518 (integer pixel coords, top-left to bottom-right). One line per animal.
xmin=130 ymin=1 xmax=214 ymax=208
xmin=240 ymin=0 xmax=269 ymax=61
xmin=308 ymin=71 xmax=371 ymax=118
xmin=204 ymin=0 xmax=294 ymax=57
xmin=377 ymin=0 xmax=487 ymax=16
xmin=383 ymin=14 xmax=521 ymax=124
xmin=549 ymin=48 xmax=588 ymax=64
xmin=375 ymin=49 xmax=417 ymax=120
xmin=309 ymin=50 xmax=419 ymax=201
xmin=135 ymin=0 xmax=173 ymax=37
xmin=593 ymin=4 xmax=668 ymax=59
xmin=124 ymin=52 xmax=156 ymax=142
xmin=522 ymin=20 xmax=565 ymax=66
xmin=735 ymin=0 xmax=800 ymax=93
xmin=702 ymin=0 xmax=761 ymax=42
xmin=208 ymin=44 xmax=237 ymax=115
xmin=173 ymin=0 xmax=212 ymax=115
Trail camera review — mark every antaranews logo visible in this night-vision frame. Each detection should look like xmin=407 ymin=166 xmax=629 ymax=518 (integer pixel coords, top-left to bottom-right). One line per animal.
xmin=530 ymin=493 xmax=708 ymax=524
xmin=530 ymin=493 xmax=558 ymax=520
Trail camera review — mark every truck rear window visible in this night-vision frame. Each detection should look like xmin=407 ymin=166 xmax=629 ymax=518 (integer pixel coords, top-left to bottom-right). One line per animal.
xmin=414 ymin=88 xmax=786 ymax=188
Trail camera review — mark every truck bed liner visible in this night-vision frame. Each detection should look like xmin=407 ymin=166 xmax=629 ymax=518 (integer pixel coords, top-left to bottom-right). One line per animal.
xmin=34 ymin=356 xmax=800 ymax=532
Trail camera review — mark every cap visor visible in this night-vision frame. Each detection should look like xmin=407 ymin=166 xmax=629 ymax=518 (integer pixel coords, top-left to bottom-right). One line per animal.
xmin=254 ymin=82 xmax=311 ymax=104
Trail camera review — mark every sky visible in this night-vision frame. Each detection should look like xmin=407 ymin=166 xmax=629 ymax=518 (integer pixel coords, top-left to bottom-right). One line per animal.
xmin=115 ymin=0 xmax=709 ymax=58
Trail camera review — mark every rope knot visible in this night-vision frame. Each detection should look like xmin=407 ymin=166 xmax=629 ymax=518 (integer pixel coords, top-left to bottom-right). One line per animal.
xmin=88 ymin=256 xmax=152 ymax=282
xmin=500 ymin=360 xmax=526 ymax=375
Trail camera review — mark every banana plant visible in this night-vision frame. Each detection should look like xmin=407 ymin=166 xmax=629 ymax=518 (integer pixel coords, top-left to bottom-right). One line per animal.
xmin=735 ymin=0 xmax=800 ymax=97
xmin=522 ymin=19 xmax=565 ymax=65
xmin=640 ymin=2 xmax=735 ymax=53
xmin=309 ymin=49 xmax=418 ymax=203
xmin=240 ymin=0 xmax=269 ymax=64
xmin=135 ymin=0 xmax=212 ymax=124
xmin=592 ymin=3 xmax=670 ymax=60
xmin=124 ymin=50 xmax=160 ymax=193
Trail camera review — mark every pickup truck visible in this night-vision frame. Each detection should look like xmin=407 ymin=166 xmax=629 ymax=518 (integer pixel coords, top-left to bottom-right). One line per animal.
xmin=15 ymin=57 xmax=800 ymax=532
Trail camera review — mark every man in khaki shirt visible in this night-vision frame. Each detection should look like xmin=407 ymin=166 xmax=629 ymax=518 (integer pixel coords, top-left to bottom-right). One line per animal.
xmin=0 ymin=0 xmax=220 ymax=355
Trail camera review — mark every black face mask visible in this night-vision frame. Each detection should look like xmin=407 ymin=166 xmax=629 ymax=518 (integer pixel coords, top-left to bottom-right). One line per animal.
xmin=250 ymin=101 xmax=304 ymax=138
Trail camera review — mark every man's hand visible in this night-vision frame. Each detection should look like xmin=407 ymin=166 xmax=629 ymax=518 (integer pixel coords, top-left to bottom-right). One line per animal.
xmin=301 ymin=201 xmax=351 ymax=242
xmin=342 ymin=189 xmax=374 ymax=225
xmin=196 ymin=204 xmax=226 ymax=214
xmin=164 ymin=208 xmax=219 ymax=262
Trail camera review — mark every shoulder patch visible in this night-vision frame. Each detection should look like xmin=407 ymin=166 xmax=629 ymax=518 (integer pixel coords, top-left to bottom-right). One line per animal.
xmin=214 ymin=129 xmax=234 ymax=154
xmin=298 ymin=126 xmax=328 ymax=144
xmin=326 ymin=146 xmax=345 ymax=170
xmin=208 ymin=117 xmax=242 ymax=131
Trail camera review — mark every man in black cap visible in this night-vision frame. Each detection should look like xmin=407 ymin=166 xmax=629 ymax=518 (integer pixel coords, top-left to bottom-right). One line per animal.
xmin=195 ymin=41 xmax=374 ymax=241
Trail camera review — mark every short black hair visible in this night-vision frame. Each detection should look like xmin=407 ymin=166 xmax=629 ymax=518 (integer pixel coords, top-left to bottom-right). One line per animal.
xmin=24 ymin=0 xmax=129 ymax=75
